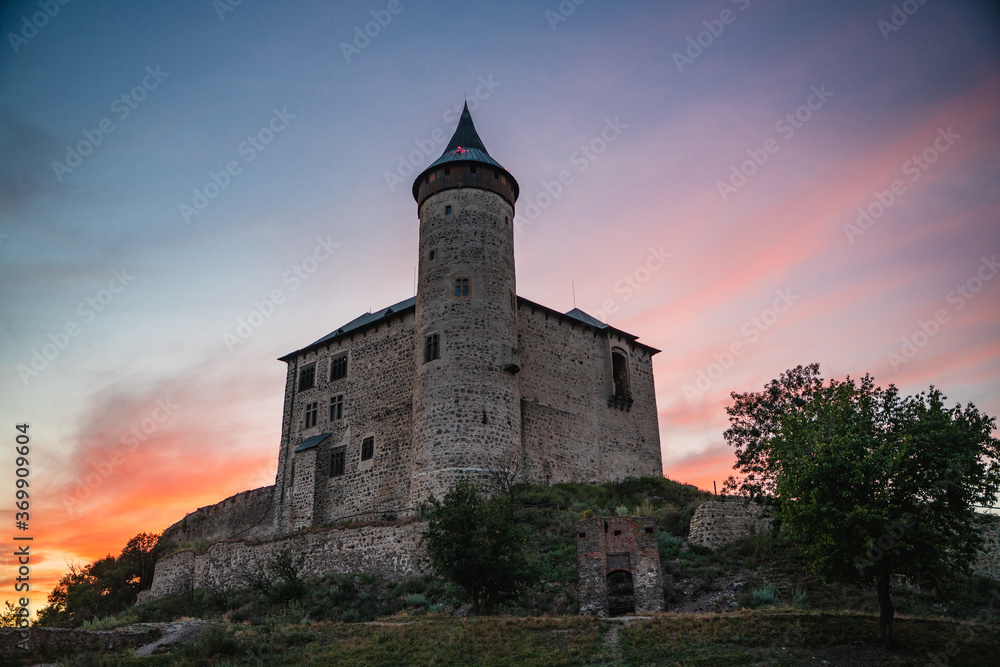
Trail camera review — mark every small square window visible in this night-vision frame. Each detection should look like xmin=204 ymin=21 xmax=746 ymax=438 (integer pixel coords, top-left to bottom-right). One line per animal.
xmin=304 ymin=402 xmax=318 ymax=428
xmin=444 ymin=167 xmax=450 ymax=176
xmin=470 ymin=166 xmax=477 ymax=174
xmin=445 ymin=205 xmax=452 ymax=215
xmin=330 ymin=355 xmax=347 ymax=381
xmin=330 ymin=394 xmax=344 ymax=422
xmin=298 ymin=363 xmax=315 ymax=391
xmin=330 ymin=448 xmax=345 ymax=477
xmin=361 ymin=436 xmax=374 ymax=461
xmin=455 ymin=278 xmax=469 ymax=298
xmin=423 ymin=333 xmax=440 ymax=363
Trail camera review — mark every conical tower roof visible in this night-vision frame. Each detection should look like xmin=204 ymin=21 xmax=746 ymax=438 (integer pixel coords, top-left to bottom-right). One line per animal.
xmin=412 ymin=102 xmax=518 ymax=202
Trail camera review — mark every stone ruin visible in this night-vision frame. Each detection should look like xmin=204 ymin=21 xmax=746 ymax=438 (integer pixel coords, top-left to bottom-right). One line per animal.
xmin=576 ymin=516 xmax=664 ymax=616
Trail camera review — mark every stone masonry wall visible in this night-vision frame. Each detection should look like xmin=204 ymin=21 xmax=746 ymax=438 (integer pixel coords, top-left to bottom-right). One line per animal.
xmin=146 ymin=521 xmax=427 ymax=601
xmin=0 ymin=627 xmax=159 ymax=660
xmin=161 ymin=485 xmax=277 ymax=546
xmin=577 ymin=516 xmax=663 ymax=616
xmin=518 ymin=304 xmax=662 ymax=485
xmin=974 ymin=514 xmax=1000 ymax=579
xmin=275 ymin=311 xmax=416 ymax=534
xmin=688 ymin=501 xmax=771 ymax=548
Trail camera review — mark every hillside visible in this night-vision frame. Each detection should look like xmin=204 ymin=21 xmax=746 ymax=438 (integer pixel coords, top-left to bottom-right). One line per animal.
xmin=10 ymin=477 xmax=999 ymax=665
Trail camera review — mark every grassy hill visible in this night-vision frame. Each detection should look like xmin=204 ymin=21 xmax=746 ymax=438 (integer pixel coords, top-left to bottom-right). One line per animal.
xmin=15 ymin=477 xmax=1000 ymax=665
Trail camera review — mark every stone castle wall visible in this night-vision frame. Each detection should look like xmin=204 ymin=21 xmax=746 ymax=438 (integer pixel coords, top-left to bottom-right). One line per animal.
xmin=274 ymin=310 xmax=417 ymax=533
xmin=687 ymin=500 xmax=771 ymax=548
xmin=161 ymin=485 xmax=277 ymax=545
xmin=145 ymin=521 xmax=427 ymax=601
xmin=517 ymin=304 xmax=662 ymax=485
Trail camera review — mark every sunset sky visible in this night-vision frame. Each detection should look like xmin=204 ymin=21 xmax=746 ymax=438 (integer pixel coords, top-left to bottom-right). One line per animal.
xmin=1 ymin=1 xmax=999 ymax=610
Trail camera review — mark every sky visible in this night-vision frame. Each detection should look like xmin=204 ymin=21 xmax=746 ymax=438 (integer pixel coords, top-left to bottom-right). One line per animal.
xmin=1 ymin=0 xmax=998 ymax=610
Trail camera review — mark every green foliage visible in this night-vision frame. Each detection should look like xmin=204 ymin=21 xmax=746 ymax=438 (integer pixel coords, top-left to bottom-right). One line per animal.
xmin=658 ymin=532 xmax=684 ymax=560
xmin=35 ymin=532 xmax=167 ymax=628
xmin=421 ymin=481 xmax=538 ymax=614
xmin=404 ymin=593 xmax=428 ymax=607
xmin=724 ymin=364 xmax=1000 ymax=646
xmin=749 ymin=584 xmax=776 ymax=608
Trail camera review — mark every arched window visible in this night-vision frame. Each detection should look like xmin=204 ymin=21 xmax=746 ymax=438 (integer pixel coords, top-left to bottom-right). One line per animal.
xmin=609 ymin=348 xmax=633 ymax=411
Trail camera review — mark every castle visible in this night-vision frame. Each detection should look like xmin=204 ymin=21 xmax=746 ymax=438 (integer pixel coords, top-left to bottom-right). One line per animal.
xmin=161 ymin=103 xmax=663 ymax=547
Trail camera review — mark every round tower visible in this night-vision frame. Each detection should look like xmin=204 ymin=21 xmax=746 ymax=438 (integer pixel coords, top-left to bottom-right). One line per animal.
xmin=409 ymin=103 xmax=521 ymax=504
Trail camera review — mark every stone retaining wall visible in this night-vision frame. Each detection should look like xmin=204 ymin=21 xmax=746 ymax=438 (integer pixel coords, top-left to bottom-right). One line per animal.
xmin=687 ymin=500 xmax=771 ymax=548
xmin=974 ymin=515 xmax=1000 ymax=580
xmin=145 ymin=521 xmax=427 ymax=601
xmin=0 ymin=626 xmax=159 ymax=660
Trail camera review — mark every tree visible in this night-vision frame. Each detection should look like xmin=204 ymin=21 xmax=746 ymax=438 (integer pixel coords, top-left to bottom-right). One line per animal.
xmin=36 ymin=531 xmax=167 ymax=627
xmin=724 ymin=365 xmax=1000 ymax=648
xmin=420 ymin=481 xmax=537 ymax=614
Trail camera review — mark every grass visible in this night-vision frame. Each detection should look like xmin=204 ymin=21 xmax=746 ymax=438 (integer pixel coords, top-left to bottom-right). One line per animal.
xmin=26 ymin=611 xmax=998 ymax=666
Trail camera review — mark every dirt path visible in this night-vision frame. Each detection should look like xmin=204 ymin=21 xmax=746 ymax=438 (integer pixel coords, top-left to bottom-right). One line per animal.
xmin=132 ymin=620 xmax=207 ymax=657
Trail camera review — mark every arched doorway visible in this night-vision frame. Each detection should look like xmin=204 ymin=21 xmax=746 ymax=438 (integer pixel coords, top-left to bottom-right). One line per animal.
xmin=606 ymin=570 xmax=635 ymax=616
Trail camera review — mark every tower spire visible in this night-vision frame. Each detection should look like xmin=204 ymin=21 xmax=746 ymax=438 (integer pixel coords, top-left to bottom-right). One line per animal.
xmin=412 ymin=102 xmax=518 ymax=205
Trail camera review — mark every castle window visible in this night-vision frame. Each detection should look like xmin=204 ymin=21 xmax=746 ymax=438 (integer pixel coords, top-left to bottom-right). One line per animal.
xmin=297 ymin=363 xmax=315 ymax=391
xmin=361 ymin=436 xmax=374 ymax=461
xmin=429 ymin=172 xmax=436 ymax=182
xmin=429 ymin=249 xmax=436 ymax=261
xmin=329 ymin=394 xmax=344 ymax=422
xmin=330 ymin=354 xmax=347 ymax=381
xmin=423 ymin=333 xmax=440 ymax=363
xmin=304 ymin=402 xmax=318 ymax=428
xmin=445 ymin=205 xmax=452 ymax=215
xmin=444 ymin=167 xmax=450 ymax=176
xmin=510 ymin=290 xmax=515 ymax=312
xmin=454 ymin=278 xmax=469 ymax=298
xmin=330 ymin=447 xmax=346 ymax=477
xmin=609 ymin=348 xmax=633 ymax=411
xmin=470 ymin=165 xmax=477 ymax=174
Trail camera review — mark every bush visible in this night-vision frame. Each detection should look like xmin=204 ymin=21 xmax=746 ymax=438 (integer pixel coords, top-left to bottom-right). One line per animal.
xmin=750 ymin=584 xmax=777 ymax=608
xmin=421 ymin=481 xmax=538 ymax=614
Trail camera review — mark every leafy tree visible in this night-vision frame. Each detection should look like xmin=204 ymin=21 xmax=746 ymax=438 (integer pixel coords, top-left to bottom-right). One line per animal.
xmin=724 ymin=365 xmax=1000 ymax=648
xmin=421 ymin=481 xmax=537 ymax=614
xmin=36 ymin=531 xmax=167 ymax=627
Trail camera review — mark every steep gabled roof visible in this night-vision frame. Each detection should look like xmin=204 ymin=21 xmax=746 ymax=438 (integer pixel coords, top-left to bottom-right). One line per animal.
xmin=278 ymin=297 xmax=415 ymax=361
